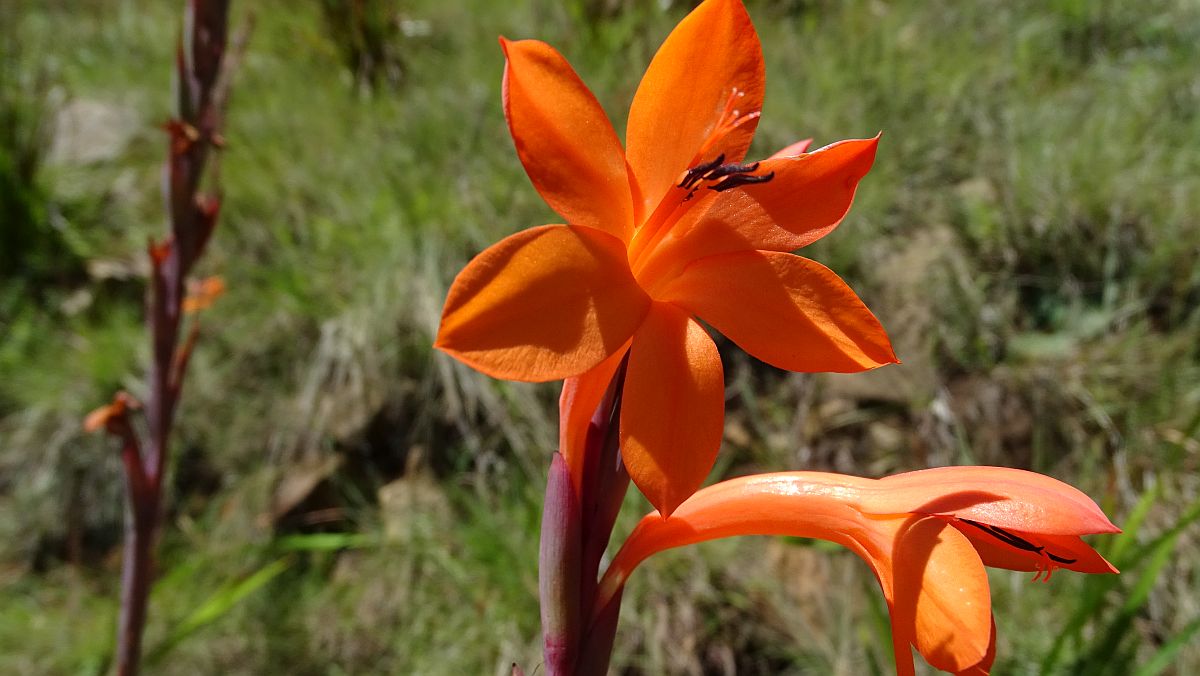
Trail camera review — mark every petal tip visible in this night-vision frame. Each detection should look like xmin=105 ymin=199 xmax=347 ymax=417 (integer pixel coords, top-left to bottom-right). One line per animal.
xmin=654 ymin=497 xmax=682 ymax=520
xmin=631 ymin=465 xmax=695 ymax=522
xmin=811 ymin=134 xmax=879 ymax=187
xmin=862 ymin=134 xmax=881 ymax=160
xmin=1078 ymin=503 xmax=1121 ymax=536
xmin=864 ymin=330 xmax=900 ymax=370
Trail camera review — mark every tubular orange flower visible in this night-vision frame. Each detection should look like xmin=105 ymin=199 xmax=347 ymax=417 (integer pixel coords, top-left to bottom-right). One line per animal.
xmin=84 ymin=391 xmax=138 ymax=434
xmin=435 ymin=0 xmax=897 ymax=515
xmin=182 ymin=275 xmax=226 ymax=314
xmin=596 ymin=466 xmax=1119 ymax=675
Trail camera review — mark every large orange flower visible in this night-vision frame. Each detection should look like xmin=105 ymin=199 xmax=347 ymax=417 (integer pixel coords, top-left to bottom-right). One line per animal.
xmin=596 ymin=466 xmax=1119 ymax=675
xmin=436 ymin=0 xmax=896 ymax=515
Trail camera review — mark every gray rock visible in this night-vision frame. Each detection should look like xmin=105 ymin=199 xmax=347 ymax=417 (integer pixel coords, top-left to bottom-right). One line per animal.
xmin=47 ymin=98 xmax=141 ymax=166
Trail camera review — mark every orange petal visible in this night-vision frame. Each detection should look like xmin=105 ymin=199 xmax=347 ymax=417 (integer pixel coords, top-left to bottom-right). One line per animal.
xmin=956 ymin=617 xmax=998 ymax=676
xmin=625 ymin=0 xmax=764 ymax=217
xmin=500 ymin=38 xmax=633 ymax=240
xmin=558 ymin=344 xmax=630 ymax=493
xmin=767 ymin=137 xmax=813 ymax=159
xmin=436 ymin=224 xmax=650 ymax=382
xmin=887 ymin=516 xmax=993 ymax=674
xmin=84 ymin=393 xmax=133 ymax=433
xmin=661 ymin=250 xmax=897 ymax=373
xmin=183 ymin=275 xmax=225 ymax=314
xmin=865 ymin=466 xmax=1121 ymax=536
xmin=640 ymin=136 xmax=879 ymax=273
xmin=602 ymin=472 xmax=885 ymax=596
xmin=620 ymin=302 xmax=724 ymax=516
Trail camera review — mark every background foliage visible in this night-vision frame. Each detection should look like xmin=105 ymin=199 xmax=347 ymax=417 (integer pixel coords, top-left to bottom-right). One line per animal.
xmin=1 ymin=0 xmax=1198 ymax=674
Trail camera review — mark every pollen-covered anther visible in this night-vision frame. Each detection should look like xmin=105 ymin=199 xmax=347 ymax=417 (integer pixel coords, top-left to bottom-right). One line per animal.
xmin=677 ymin=153 xmax=726 ymax=189
xmin=677 ymin=157 xmax=775 ymax=200
xmin=706 ymin=168 xmax=774 ymax=192
xmin=707 ymin=160 xmax=760 ymax=179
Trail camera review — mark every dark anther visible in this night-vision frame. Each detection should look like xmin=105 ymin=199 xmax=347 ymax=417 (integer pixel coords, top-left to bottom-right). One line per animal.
xmin=708 ymin=171 xmax=775 ymax=192
xmin=960 ymin=520 xmax=1040 ymax=552
xmin=959 ymin=519 xmax=1077 ymax=565
xmin=705 ymin=161 xmax=760 ymax=180
xmin=679 ymin=153 xmax=727 ymax=189
xmin=680 ymin=156 xmax=775 ymax=195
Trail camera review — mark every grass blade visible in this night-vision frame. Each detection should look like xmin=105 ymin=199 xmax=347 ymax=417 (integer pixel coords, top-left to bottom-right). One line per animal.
xmin=1133 ymin=616 xmax=1200 ymax=676
xmin=146 ymin=555 xmax=294 ymax=664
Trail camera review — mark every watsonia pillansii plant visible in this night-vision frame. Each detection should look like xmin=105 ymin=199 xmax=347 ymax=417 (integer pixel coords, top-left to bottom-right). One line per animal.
xmin=434 ymin=1 xmax=1119 ymax=673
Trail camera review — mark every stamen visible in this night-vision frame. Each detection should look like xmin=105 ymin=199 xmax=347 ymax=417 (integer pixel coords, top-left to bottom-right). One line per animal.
xmin=1046 ymin=551 xmax=1077 ymax=564
xmin=708 ymin=171 xmax=775 ymax=192
xmin=959 ymin=519 xmax=1077 ymax=565
xmin=705 ymin=161 xmax=760 ymax=180
xmin=687 ymin=88 xmax=762 ymax=167
xmin=676 ymin=157 xmax=775 ymax=201
xmin=718 ymin=87 xmax=744 ymax=125
xmin=724 ymin=110 xmax=761 ymax=133
xmin=633 ymin=129 xmax=771 ymax=272
xmin=678 ymin=153 xmax=726 ymax=189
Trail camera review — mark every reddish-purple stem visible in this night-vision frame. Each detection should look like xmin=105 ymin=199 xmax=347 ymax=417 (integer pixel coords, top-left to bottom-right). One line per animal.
xmin=577 ymin=355 xmax=629 ymax=624
xmin=103 ymin=3 xmax=233 ymax=674
xmin=540 ymin=354 xmax=631 ymax=675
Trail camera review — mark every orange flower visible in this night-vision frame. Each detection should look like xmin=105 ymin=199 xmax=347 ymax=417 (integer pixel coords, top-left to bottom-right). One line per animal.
xmin=596 ymin=466 xmax=1119 ymax=675
xmin=435 ymin=0 xmax=896 ymax=515
xmin=182 ymin=275 xmax=226 ymax=314
xmin=84 ymin=391 xmax=138 ymax=434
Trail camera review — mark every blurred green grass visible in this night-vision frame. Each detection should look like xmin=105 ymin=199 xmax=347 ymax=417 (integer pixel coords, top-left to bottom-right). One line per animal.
xmin=1 ymin=0 xmax=1198 ymax=674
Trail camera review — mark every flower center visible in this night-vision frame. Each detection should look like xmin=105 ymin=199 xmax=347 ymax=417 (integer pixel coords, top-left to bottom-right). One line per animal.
xmin=624 ymin=87 xmax=772 ymax=297
xmin=628 ymin=155 xmax=775 ymax=296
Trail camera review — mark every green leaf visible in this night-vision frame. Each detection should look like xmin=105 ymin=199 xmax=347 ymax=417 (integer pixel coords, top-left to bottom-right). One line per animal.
xmin=1073 ymin=498 xmax=1200 ymax=673
xmin=147 ymin=556 xmax=294 ymax=663
xmin=274 ymin=532 xmax=380 ymax=552
xmin=1040 ymin=489 xmax=1157 ymax=673
xmin=1133 ymin=616 xmax=1200 ymax=676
